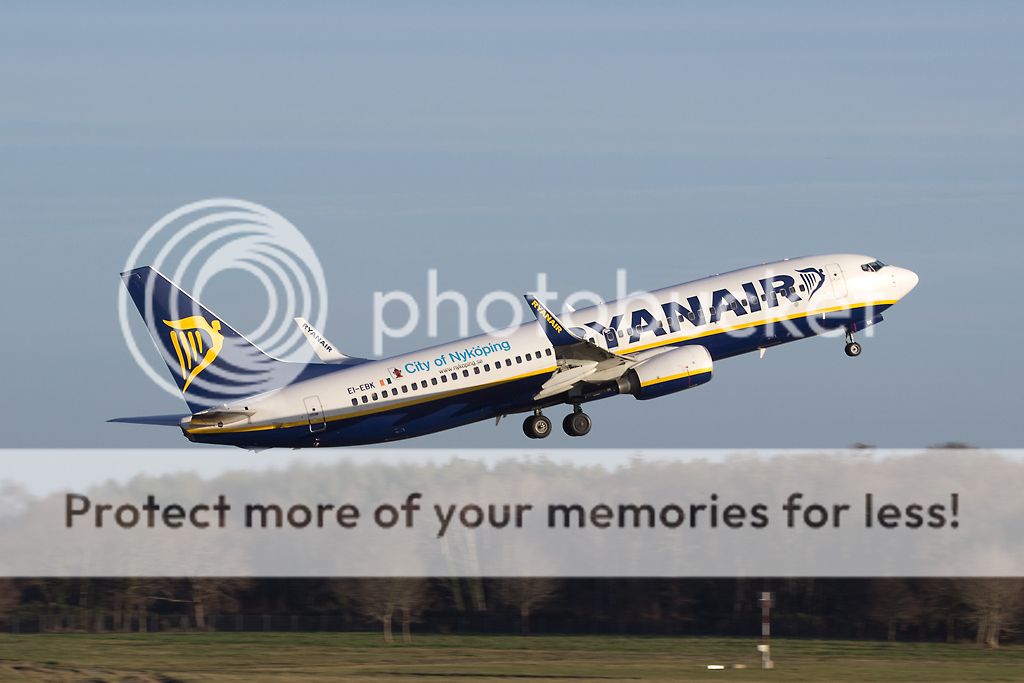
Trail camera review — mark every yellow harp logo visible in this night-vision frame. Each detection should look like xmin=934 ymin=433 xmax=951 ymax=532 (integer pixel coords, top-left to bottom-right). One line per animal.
xmin=163 ymin=316 xmax=225 ymax=392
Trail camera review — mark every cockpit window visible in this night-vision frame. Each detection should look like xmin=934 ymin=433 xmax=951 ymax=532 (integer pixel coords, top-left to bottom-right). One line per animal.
xmin=861 ymin=260 xmax=887 ymax=272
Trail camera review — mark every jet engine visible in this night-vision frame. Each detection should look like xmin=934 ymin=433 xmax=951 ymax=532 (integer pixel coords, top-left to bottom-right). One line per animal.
xmin=615 ymin=345 xmax=713 ymax=400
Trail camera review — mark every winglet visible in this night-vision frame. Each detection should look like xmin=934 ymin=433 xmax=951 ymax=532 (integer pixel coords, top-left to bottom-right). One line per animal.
xmin=294 ymin=317 xmax=352 ymax=362
xmin=524 ymin=295 xmax=583 ymax=347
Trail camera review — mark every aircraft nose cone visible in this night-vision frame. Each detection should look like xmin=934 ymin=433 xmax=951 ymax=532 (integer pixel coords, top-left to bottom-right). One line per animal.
xmin=894 ymin=267 xmax=919 ymax=298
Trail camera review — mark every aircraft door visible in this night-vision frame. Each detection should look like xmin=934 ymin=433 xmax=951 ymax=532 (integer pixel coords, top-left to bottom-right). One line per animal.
xmin=303 ymin=395 xmax=327 ymax=433
xmin=826 ymin=263 xmax=848 ymax=299
xmin=604 ymin=327 xmax=617 ymax=348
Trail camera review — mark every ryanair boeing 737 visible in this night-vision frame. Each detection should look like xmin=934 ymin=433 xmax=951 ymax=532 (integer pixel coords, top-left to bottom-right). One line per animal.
xmin=115 ymin=255 xmax=918 ymax=447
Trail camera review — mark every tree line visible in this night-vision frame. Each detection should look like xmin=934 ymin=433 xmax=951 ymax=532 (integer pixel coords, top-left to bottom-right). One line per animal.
xmin=1 ymin=578 xmax=1022 ymax=647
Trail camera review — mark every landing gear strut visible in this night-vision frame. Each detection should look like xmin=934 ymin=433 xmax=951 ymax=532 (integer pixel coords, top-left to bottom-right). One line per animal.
xmin=523 ymin=411 xmax=552 ymax=439
xmin=844 ymin=330 xmax=862 ymax=357
xmin=562 ymin=405 xmax=592 ymax=437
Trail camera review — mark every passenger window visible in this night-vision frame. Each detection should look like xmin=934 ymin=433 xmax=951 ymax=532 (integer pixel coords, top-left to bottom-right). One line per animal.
xmin=351 ymin=398 xmax=358 ymax=406
xmin=411 ymin=383 xmax=418 ymax=391
xmin=421 ymin=380 xmax=427 ymax=388
xmin=441 ymin=375 xmax=448 ymax=383
xmin=392 ymin=388 xmax=398 ymax=396
xmin=462 ymin=370 xmax=468 ymax=378
xmin=474 ymin=366 xmax=481 ymax=374
xmin=361 ymin=395 xmax=368 ymax=404
xmin=526 ymin=353 xmax=532 ymax=361
xmin=545 ymin=348 xmax=552 ymax=356
xmin=431 ymin=378 xmax=437 ymax=386
xmin=516 ymin=356 xmax=522 ymax=363
xmin=505 ymin=359 xmax=512 ymax=367
xmin=484 ymin=364 xmax=490 ymax=371
xmin=372 ymin=392 xmax=378 ymax=400
xmin=401 ymin=385 xmax=408 ymax=394
xmin=451 ymin=372 xmax=457 ymax=380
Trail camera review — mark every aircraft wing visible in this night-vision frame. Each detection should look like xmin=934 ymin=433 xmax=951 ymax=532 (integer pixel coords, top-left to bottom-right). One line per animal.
xmin=524 ymin=294 xmax=636 ymax=400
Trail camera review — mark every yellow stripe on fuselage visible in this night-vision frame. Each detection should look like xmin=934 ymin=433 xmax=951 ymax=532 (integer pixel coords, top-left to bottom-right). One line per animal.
xmin=186 ymin=365 xmax=559 ymax=435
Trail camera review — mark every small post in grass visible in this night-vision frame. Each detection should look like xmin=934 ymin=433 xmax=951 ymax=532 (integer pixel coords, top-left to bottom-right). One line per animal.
xmin=758 ymin=591 xmax=774 ymax=669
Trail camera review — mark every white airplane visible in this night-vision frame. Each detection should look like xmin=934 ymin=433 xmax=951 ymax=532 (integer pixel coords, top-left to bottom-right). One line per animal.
xmin=116 ymin=254 xmax=918 ymax=447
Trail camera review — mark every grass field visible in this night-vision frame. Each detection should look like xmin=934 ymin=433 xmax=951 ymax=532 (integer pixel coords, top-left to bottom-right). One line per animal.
xmin=1 ymin=633 xmax=1023 ymax=682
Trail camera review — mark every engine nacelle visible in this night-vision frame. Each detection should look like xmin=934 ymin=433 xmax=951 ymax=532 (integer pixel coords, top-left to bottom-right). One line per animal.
xmin=616 ymin=346 xmax=713 ymax=400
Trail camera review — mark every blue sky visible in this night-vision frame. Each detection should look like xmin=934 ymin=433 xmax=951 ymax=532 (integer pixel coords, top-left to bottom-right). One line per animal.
xmin=1 ymin=2 xmax=1022 ymax=447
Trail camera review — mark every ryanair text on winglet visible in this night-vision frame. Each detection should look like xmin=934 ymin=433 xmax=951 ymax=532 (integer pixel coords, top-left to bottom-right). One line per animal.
xmin=531 ymin=299 xmax=563 ymax=333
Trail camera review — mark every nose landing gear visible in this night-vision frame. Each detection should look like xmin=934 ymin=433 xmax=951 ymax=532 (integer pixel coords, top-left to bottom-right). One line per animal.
xmin=844 ymin=330 xmax=862 ymax=357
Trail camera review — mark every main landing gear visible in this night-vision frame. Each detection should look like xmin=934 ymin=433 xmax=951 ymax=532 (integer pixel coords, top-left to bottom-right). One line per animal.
xmin=522 ymin=406 xmax=593 ymax=439
xmin=844 ymin=330 xmax=862 ymax=357
xmin=562 ymin=405 xmax=592 ymax=437
xmin=523 ymin=411 xmax=552 ymax=439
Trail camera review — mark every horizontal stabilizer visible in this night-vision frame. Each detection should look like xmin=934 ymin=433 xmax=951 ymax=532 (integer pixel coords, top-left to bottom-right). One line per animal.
xmin=107 ymin=414 xmax=187 ymax=427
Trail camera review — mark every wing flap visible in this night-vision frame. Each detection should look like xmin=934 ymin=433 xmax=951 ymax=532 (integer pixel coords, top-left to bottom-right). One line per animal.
xmin=534 ymin=361 xmax=599 ymax=400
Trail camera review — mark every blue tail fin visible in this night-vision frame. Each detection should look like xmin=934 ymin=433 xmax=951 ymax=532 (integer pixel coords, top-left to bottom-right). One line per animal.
xmin=121 ymin=266 xmax=292 ymax=412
